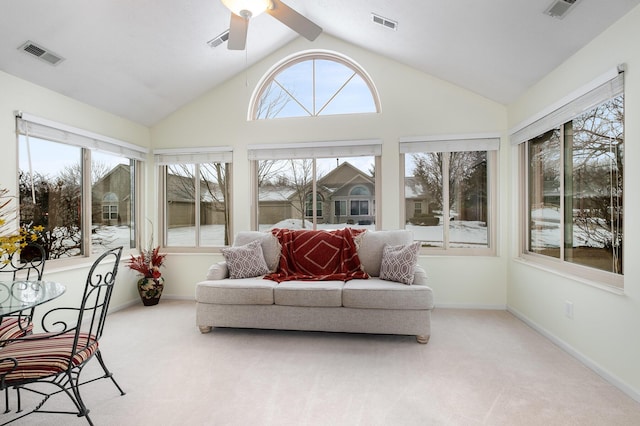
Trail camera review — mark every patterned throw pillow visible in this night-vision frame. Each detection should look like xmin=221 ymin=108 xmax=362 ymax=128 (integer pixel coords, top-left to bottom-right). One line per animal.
xmin=379 ymin=242 xmax=420 ymax=285
xmin=221 ymin=240 xmax=270 ymax=279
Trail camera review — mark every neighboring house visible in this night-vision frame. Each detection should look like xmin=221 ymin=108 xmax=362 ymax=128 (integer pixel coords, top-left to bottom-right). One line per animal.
xmin=91 ymin=164 xmax=132 ymax=227
xmin=92 ymin=168 xmax=227 ymax=228
xmin=164 ymin=173 xmax=227 ymax=228
xmin=312 ymin=162 xmax=375 ymax=225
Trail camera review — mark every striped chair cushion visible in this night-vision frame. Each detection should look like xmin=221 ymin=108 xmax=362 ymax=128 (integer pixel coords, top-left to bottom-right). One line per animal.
xmin=0 ymin=332 xmax=98 ymax=384
xmin=0 ymin=317 xmax=33 ymax=346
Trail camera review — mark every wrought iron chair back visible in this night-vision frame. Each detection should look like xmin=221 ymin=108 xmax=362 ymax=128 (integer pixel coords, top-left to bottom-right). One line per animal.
xmin=0 ymin=242 xmax=46 ymax=281
xmin=40 ymin=245 xmax=121 ymax=364
xmin=0 ymin=242 xmax=46 ymax=341
xmin=0 ymin=246 xmax=125 ymax=426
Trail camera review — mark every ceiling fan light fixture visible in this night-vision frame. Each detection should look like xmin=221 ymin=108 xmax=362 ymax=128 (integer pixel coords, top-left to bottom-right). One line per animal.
xmin=221 ymin=0 xmax=271 ymax=19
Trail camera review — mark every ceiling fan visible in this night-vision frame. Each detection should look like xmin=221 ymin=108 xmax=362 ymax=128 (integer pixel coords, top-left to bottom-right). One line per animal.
xmin=221 ymin=0 xmax=322 ymax=50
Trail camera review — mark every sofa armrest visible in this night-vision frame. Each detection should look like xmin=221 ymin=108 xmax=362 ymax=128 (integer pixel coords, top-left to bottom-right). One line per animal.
xmin=206 ymin=261 xmax=229 ymax=280
xmin=413 ymin=265 xmax=428 ymax=286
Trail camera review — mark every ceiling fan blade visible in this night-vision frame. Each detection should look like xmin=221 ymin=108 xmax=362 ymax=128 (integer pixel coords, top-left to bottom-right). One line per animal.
xmin=227 ymin=13 xmax=248 ymax=50
xmin=266 ymin=0 xmax=322 ymax=41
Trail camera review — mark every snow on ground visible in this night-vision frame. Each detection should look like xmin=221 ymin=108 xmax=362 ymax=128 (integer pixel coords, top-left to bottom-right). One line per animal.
xmin=97 ymin=209 xmax=610 ymax=251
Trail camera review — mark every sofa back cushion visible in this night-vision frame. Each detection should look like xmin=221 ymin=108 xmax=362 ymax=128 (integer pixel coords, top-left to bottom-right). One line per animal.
xmin=356 ymin=230 xmax=413 ymax=277
xmin=234 ymin=231 xmax=281 ymax=272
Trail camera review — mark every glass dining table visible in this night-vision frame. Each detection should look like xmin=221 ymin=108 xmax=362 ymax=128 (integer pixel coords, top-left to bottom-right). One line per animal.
xmin=0 ymin=280 xmax=66 ymax=324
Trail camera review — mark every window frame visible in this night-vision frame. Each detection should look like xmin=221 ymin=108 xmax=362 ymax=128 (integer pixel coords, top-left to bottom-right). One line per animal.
xmin=16 ymin=112 xmax=146 ymax=265
xmin=248 ymin=50 xmax=381 ymax=120
xmin=517 ymin=114 xmax=624 ymax=291
xmin=400 ymin=134 xmax=499 ymax=256
xmin=511 ymin=67 xmax=625 ymax=291
xmin=248 ymin=140 xmax=382 ymax=231
xmin=154 ymin=147 xmax=233 ymax=252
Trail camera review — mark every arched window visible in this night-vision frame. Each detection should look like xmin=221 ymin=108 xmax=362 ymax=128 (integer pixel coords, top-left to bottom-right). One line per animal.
xmin=305 ymin=193 xmax=323 ymax=218
xmin=250 ymin=50 xmax=380 ymax=120
xmin=102 ymin=192 xmax=119 ymax=221
xmin=350 ymin=185 xmax=370 ymax=196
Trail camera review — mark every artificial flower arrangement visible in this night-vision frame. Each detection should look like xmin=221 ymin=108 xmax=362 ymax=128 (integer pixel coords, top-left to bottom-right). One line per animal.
xmin=126 ymin=245 xmax=167 ymax=279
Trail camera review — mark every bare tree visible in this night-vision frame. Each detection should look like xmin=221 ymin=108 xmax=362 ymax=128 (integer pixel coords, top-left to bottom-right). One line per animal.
xmin=412 ymin=151 xmax=486 ymax=219
xmin=288 ymin=159 xmax=314 ymax=228
xmin=255 ymin=83 xmax=292 ymax=119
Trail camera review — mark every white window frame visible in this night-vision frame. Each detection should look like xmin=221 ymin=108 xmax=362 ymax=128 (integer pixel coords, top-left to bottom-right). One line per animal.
xmin=248 ymin=50 xmax=381 ymax=120
xmin=154 ymin=147 xmax=233 ymax=251
xmin=400 ymin=133 xmax=500 ymax=256
xmin=511 ymin=67 xmax=625 ymax=291
xmin=248 ymin=140 xmax=382 ymax=231
xmin=15 ymin=112 xmax=147 ymax=265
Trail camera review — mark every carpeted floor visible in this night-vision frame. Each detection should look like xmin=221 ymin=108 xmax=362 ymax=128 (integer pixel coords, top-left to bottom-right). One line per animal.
xmin=4 ymin=300 xmax=640 ymax=425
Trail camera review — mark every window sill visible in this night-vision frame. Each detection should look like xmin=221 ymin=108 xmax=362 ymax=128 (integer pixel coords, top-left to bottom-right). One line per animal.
xmin=513 ymin=256 xmax=624 ymax=296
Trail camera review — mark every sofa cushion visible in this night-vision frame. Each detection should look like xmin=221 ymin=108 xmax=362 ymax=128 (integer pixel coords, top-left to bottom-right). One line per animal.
xmin=342 ymin=279 xmax=434 ymax=310
xmin=234 ymin=231 xmax=281 ymax=272
xmin=274 ymin=281 xmax=344 ymax=307
xmin=356 ymin=230 xmax=413 ymax=277
xmin=379 ymin=242 xmax=420 ymax=285
xmin=221 ymin=240 xmax=270 ymax=279
xmin=196 ymin=278 xmax=276 ymax=305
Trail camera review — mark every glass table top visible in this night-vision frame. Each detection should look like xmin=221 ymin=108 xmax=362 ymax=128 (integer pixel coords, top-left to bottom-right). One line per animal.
xmin=0 ymin=280 xmax=66 ymax=318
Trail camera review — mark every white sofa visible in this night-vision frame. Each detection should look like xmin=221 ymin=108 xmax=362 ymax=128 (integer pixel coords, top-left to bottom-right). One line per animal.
xmin=195 ymin=230 xmax=434 ymax=343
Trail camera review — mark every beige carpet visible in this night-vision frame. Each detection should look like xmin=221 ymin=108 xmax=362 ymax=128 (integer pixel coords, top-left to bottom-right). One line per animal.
xmin=4 ymin=300 xmax=640 ymax=425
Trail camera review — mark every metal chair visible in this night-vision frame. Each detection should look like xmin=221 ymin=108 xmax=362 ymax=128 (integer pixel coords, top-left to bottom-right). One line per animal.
xmin=0 ymin=242 xmax=47 ymax=345
xmin=0 ymin=246 xmax=125 ymax=425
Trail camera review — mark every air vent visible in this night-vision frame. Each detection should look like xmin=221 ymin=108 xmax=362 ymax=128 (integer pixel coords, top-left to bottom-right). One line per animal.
xmin=544 ymin=0 xmax=581 ymax=19
xmin=207 ymin=30 xmax=230 ymax=48
xmin=371 ymin=13 xmax=397 ymax=31
xmin=18 ymin=41 xmax=64 ymax=65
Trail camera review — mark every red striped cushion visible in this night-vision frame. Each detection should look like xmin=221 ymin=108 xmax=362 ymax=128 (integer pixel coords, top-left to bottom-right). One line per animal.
xmin=0 ymin=332 xmax=98 ymax=384
xmin=0 ymin=317 xmax=33 ymax=345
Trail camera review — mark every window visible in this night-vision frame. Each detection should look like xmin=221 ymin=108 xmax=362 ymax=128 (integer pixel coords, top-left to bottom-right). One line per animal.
xmin=400 ymin=135 xmax=499 ymax=254
xmin=250 ymin=51 xmax=380 ymax=120
xmin=17 ymin=113 xmax=146 ymax=260
xmin=249 ymin=140 xmax=381 ymax=231
xmin=305 ymin=193 xmax=323 ymax=218
xmin=155 ymin=147 xmax=233 ymax=248
xmin=102 ymin=193 xmax=119 ymax=220
xmin=512 ymin=68 xmax=624 ymax=289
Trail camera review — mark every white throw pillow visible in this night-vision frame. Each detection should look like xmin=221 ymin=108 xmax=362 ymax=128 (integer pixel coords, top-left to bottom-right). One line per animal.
xmin=206 ymin=261 xmax=229 ymax=280
xmin=221 ymin=240 xmax=270 ymax=279
xmin=379 ymin=242 xmax=420 ymax=285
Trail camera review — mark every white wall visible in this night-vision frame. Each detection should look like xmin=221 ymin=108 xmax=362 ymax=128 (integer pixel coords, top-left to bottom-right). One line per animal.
xmin=152 ymin=34 xmax=509 ymax=308
xmin=0 ymin=70 xmax=151 ymax=312
xmin=507 ymin=5 xmax=640 ymax=401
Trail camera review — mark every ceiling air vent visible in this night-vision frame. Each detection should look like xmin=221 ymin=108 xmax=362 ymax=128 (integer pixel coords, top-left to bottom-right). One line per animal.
xmin=207 ymin=30 xmax=230 ymax=48
xmin=544 ymin=0 xmax=581 ymax=19
xmin=371 ymin=13 xmax=397 ymax=31
xmin=18 ymin=41 xmax=64 ymax=65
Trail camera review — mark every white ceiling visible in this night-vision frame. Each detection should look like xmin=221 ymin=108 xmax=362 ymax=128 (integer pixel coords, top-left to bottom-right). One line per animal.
xmin=2 ymin=0 xmax=639 ymax=127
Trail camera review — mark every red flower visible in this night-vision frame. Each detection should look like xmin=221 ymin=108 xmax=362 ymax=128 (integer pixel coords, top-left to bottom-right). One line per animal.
xmin=126 ymin=246 xmax=167 ymax=278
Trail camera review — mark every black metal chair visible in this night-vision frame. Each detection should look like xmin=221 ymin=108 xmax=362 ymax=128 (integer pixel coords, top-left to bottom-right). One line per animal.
xmin=0 ymin=246 xmax=125 ymax=425
xmin=0 ymin=242 xmax=47 ymax=345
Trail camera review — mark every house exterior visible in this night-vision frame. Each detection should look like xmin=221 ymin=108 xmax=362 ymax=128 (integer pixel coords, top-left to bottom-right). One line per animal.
xmin=91 ymin=164 xmax=132 ymax=227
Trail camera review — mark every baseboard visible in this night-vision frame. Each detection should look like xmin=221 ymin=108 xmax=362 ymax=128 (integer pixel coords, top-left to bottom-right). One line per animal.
xmin=507 ymin=305 xmax=640 ymax=404
xmin=162 ymin=295 xmax=196 ymax=301
xmin=434 ymin=303 xmax=507 ymax=310
xmin=109 ymin=299 xmax=140 ymax=313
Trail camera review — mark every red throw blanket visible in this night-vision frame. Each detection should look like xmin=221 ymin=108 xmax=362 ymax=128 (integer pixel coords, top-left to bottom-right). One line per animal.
xmin=265 ymin=228 xmax=369 ymax=282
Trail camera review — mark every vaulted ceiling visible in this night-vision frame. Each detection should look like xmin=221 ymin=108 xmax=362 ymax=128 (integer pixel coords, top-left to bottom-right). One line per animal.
xmin=2 ymin=0 xmax=639 ymax=127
